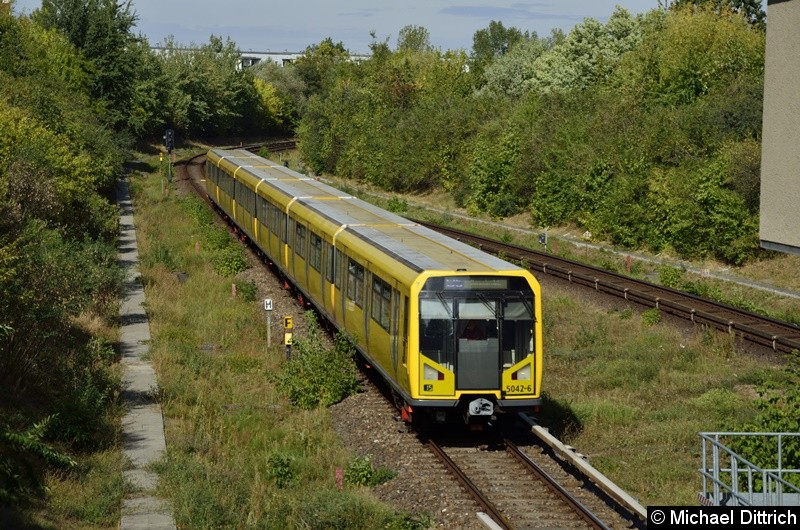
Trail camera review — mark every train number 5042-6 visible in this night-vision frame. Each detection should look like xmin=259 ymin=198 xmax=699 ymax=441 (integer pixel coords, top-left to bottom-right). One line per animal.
xmin=505 ymin=384 xmax=533 ymax=394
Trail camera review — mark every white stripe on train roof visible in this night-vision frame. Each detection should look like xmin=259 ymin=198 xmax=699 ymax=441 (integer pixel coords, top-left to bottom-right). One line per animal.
xmin=210 ymin=149 xmax=521 ymax=272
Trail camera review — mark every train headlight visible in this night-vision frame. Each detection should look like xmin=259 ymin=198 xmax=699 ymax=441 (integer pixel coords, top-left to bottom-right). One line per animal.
xmin=423 ymin=365 xmax=444 ymax=381
xmin=511 ymin=365 xmax=531 ymax=381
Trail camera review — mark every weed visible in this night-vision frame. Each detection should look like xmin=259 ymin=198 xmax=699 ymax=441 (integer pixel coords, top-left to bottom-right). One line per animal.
xmin=641 ymin=308 xmax=661 ymax=326
xmin=387 ymin=196 xmax=408 ymax=213
xmin=213 ymin=247 xmax=248 ymax=276
xmin=267 ymin=453 xmax=298 ymax=488
xmin=659 ymin=265 xmax=684 ymax=288
xmin=236 ymin=279 xmax=258 ymax=302
xmin=344 ymin=455 xmax=396 ymax=487
xmin=575 ymin=321 xmax=607 ymax=349
xmin=145 ymin=240 xmax=180 ymax=270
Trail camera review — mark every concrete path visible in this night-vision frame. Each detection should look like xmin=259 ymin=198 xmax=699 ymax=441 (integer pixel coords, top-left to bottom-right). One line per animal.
xmin=118 ymin=176 xmax=177 ymax=530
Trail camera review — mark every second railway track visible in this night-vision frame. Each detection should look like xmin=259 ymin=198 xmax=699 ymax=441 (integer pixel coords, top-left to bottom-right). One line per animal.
xmin=418 ymin=221 xmax=800 ymax=356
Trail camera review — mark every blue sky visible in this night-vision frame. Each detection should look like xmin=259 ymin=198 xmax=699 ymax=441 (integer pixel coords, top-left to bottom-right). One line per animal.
xmin=10 ymin=1 xmax=766 ymax=54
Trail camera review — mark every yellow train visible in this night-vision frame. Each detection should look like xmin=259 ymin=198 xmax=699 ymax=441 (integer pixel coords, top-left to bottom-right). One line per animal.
xmin=205 ymin=148 xmax=543 ymax=424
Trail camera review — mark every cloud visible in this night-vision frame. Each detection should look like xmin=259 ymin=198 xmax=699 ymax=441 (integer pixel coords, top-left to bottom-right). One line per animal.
xmin=337 ymin=8 xmax=382 ymax=18
xmin=440 ymin=4 xmax=582 ymax=23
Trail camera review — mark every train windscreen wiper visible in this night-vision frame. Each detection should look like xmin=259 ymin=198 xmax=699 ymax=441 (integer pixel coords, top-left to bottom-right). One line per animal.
xmin=477 ymin=293 xmax=497 ymax=318
xmin=436 ymin=292 xmax=453 ymax=317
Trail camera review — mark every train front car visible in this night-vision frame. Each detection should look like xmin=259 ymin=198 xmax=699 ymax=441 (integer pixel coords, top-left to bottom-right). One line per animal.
xmin=409 ymin=268 xmax=542 ymax=426
xmin=204 ymin=147 xmax=542 ymax=426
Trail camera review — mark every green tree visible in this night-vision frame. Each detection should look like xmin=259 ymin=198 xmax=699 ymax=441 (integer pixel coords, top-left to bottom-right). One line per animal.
xmin=667 ymin=0 xmax=766 ymax=28
xmin=293 ymin=37 xmax=350 ymax=99
xmin=0 ymin=5 xmax=132 ymax=517
xmin=159 ymin=35 xmax=258 ymax=136
xmin=470 ymin=20 xmax=527 ymax=83
xmin=466 ymin=130 xmax=521 ymax=217
xmin=528 ymin=7 xmax=645 ymax=94
xmin=481 ymin=36 xmax=551 ymax=98
xmin=125 ymin=38 xmax=168 ymax=137
xmin=613 ymin=5 xmax=764 ymax=105
xmin=397 ymin=24 xmax=432 ymax=53
xmin=34 ymin=0 xmax=142 ymax=131
xmin=250 ymin=59 xmax=306 ymax=126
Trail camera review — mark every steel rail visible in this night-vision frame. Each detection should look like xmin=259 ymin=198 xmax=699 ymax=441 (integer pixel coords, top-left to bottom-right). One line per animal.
xmin=504 ymin=438 xmax=610 ymax=530
xmin=425 ymin=438 xmax=513 ymax=530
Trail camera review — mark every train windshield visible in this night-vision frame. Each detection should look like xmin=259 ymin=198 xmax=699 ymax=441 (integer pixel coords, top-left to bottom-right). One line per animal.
xmin=419 ymin=276 xmax=535 ymax=389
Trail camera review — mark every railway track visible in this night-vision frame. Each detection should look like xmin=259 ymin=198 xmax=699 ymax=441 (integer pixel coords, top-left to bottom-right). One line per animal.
xmin=350 ymin=358 xmax=646 ymax=529
xmin=427 ymin=431 xmax=612 ymax=529
xmin=419 ymin=221 xmax=800 ymax=355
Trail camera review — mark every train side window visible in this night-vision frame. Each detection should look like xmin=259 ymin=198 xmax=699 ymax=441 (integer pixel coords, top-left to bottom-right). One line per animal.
xmin=347 ymin=259 xmax=364 ymax=307
xmin=371 ymin=276 xmax=391 ymax=331
xmin=310 ymin=233 xmax=322 ymax=271
xmin=228 ymin=173 xmax=233 ymax=197
xmin=295 ymin=221 xmax=306 ymax=258
xmin=244 ymin=183 xmax=251 ymax=209
xmin=324 ymin=242 xmax=334 ymax=282
xmin=270 ymin=204 xmax=280 ymax=235
xmin=334 ymin=249 xmax=344 ymax=288
xmin=256 ymin=196 xmax=266 ymax=225
xmin=402 ymin=296 xmax=408 ymax=364
xmin=265 ymin=202 xmax=273 ymax=232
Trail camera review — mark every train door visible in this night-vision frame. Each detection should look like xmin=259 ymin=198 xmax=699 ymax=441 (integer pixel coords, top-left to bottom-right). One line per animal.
xmin=455 ymin=299 xmax=499 ymax=390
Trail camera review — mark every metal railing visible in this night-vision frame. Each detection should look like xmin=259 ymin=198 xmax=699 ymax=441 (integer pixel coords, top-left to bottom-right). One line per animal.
xmin=699 ymin=432 xmax=800 ymax=506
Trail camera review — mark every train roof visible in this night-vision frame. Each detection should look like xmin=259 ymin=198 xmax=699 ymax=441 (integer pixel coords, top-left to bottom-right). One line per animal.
xmin=208 ymin=148 xmax=522 ymax=274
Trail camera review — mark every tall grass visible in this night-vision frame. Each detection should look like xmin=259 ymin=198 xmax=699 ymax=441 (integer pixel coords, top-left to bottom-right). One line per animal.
xmin=129 ymin=163 xmax=426 ymax=528
xmin=540 ymin=283 xmax=781 ymax=505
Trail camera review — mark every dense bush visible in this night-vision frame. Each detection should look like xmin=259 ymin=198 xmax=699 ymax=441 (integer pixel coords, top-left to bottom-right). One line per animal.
xmin=274 ymin=313 xmax=360 ymax=409
xmin=297 ymin=6 xmax=766 ymax=265
xmin=731 ymin=359 xmax=800 ymax=488
xmin=1 ymin=7 xmax=126 ymax=512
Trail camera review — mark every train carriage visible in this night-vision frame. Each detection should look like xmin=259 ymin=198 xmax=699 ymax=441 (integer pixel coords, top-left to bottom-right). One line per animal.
xmin=205 ymin=148 xmax=543 ymax=424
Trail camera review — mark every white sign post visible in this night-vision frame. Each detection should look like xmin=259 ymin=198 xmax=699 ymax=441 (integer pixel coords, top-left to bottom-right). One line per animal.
xmin=264 ymin=299 xmax=273 ymax=346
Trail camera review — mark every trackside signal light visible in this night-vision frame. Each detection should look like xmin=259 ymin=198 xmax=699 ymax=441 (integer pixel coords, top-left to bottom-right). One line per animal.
xmin=164 ymin=128 xmax=175 ymax=153
xmin=423 ymin=365 xmax=444 ymax=381
xmin=511 ymin=365 xmax=531 ymax=381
